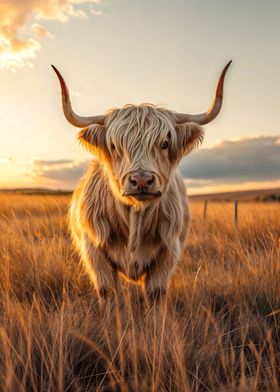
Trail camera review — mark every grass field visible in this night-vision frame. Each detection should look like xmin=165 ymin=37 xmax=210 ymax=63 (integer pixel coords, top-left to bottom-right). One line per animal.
xmin=0 ymin=193 xmax=279 ymax=391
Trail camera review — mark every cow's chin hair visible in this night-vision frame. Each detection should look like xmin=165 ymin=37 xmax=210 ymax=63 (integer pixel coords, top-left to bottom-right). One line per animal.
xmin=121 ymin=191 xmax=162 ymax=207
xmin=111 ymin=185 xmax=163 ymax=207
xmin=125 ymin=196 xmax=160 ymax=208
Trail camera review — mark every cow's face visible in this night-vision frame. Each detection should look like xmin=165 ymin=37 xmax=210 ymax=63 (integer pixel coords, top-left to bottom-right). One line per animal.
xmin=78 ymin=105 xmax=204 ymax=206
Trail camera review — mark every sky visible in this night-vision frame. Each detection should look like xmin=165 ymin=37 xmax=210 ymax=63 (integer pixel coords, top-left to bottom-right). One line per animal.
xmin=0 ymin=0 xmax=280 ymax=194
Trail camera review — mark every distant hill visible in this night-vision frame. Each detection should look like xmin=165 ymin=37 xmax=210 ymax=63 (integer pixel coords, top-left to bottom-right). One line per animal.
xmin=1 ymin=187 xmax=280 ymax=202
xmin=0 ymin=188 xmax=72 ymax=196
xmin=189 ymin=188 xmax=280 ymax=202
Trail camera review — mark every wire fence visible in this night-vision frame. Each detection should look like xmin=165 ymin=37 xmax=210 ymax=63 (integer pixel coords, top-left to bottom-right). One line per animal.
xmin=203 ymin=199 xmax=239 ymax=226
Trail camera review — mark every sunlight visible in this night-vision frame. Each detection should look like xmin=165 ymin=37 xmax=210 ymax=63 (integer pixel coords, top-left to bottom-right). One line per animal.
xmin=0 ymin=38 xmax=40 ymax=71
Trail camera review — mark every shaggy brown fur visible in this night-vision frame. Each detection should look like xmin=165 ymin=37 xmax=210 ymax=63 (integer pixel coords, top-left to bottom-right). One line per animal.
xmin=52 ymin=62 xmax=231 ymax=301
xmin=69 ymin=104 xmax=204 ymax=300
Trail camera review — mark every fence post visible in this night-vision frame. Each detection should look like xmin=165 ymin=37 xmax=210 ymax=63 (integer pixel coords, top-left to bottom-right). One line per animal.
xmin=234 ymin=200 xmax=238 ymax=226
xmin=203 ymin=200 xmax=208 ymax=222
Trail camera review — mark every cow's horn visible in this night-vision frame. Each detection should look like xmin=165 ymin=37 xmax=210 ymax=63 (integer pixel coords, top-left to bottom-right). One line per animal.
xmin=176 ymin=60 xmax=232 ymax=125
xmin=52 ymin=65 xmax=105 ymax=127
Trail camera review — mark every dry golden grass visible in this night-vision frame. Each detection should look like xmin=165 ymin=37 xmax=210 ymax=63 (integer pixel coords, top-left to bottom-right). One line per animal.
xmin=0 ymin=193 xmax=279 ymax=391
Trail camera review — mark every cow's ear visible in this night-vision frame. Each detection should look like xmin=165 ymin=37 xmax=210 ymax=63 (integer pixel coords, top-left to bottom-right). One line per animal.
xmin=175 ymin=122 xmax=204 ymax=157
xmin=77 ymin=125 xmax=108 ymax=157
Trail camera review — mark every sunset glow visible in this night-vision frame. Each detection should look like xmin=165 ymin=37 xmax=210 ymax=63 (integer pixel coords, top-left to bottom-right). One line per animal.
xmin=1 ymin=0 xmax=280 ymax=193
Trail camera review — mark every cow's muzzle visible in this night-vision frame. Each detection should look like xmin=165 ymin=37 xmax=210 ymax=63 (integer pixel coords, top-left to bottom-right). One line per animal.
xmin=122 ymin=170 xmax=162 ymax=200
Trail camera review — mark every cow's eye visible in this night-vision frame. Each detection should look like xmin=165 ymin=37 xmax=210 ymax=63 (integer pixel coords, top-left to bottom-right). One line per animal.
xmin=161 ymin=141 xmax=169 ymax=150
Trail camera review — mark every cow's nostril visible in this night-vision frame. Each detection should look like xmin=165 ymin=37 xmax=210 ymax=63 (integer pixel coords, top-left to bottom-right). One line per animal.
xmin=129 ymin=177 xmax=137 ymax=187
xmin=129 ymin=173 xmax=155 ymax=189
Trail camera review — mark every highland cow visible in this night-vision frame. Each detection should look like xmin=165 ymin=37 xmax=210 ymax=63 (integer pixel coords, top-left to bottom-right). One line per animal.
xmin=52 ymin=61 xmax=231 ymax=301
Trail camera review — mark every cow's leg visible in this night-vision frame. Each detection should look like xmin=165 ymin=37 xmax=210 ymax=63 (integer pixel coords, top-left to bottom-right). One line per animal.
xmin=144 ymin=246 xmax=179 ymax=302
xmin=81 ymin=234 xmax=118 ymax=299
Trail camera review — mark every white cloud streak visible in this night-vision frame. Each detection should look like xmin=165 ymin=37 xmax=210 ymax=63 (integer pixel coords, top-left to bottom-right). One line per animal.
xmin=32 ymin=24 xmax=54 ymax=38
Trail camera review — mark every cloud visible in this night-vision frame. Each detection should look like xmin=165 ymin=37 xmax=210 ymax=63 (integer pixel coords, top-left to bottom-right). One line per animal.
xmin=72 ymin=0 xmax=103 ymax=3
xmin=25 ymin=135 xmax=280 ymax=190
xmin=32 ymin=24 xmax=54 ymax=38
xmin=90 ymin=9 xmax=103 ymax=16
xmin=0 ymin=0 xmax=104 ymax=70
xmin=27 ymin=159 xmax=87 ymax=185
xmin=179 ymin=135 xmax=280 ymax=186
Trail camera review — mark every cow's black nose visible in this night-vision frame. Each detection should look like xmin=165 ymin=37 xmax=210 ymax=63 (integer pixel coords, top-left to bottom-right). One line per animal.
xmin=129 ymin=173 xmax=154 ymax=190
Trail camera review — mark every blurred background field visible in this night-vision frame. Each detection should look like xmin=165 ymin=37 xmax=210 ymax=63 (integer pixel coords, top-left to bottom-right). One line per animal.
xmin=0 ymin=192 xmax=279 ymax=392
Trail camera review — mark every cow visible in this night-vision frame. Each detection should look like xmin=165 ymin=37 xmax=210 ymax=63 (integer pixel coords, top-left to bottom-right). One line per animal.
xmin=52 ymin=61 xmax=231 ymax=302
